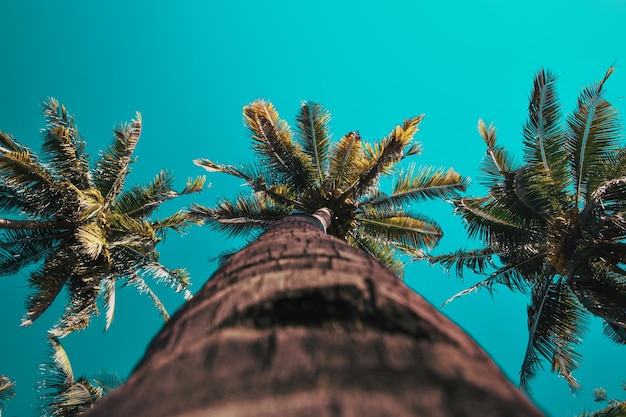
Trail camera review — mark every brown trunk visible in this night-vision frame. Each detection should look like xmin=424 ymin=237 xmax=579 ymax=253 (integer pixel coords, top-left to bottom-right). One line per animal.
xmin=86 ymin=214 xmax=543 ymax=417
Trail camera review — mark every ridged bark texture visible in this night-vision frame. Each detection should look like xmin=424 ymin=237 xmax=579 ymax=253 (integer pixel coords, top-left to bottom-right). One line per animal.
xmin=87 ymin=214 xmax=543 ymax=417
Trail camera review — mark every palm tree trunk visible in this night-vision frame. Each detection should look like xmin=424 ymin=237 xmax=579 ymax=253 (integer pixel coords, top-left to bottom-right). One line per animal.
xmin=86 ymin=213 xmax=543 ymax=417
xmin=0 ymin=218 xmax=65 ymax=230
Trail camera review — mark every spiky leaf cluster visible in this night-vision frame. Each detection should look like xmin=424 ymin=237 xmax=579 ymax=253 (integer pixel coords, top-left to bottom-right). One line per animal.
xmin=0 ymin=99 xmax=206 ymax=336
xmin=36 ymin=336 xmax=122 ymax=417
xmin=193 ymin=100 xmax=467 ymax=277
xmin=431 ymin=68 xmax=626 ymax=393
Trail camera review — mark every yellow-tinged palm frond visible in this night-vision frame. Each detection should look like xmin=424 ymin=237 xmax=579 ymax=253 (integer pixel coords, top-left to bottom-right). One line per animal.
xmin=295 ymin=101 xmax=331 ymax=183
xmin=244 ymin=100 xmax=315 ymax=190
xmin=478 ymin=119 xmax=519 ymax=186
xmin=41 ymin=98 xmax=91 ymax=190
xmin=361 ymin=165 xmax=466 ymax=210
xmin=327 ymin=131 xmax=364 ymax=190
xmin=75 ymin=222 xmax=108 ymax=261
xmin=101 ymin=276 xmax=116 ymax=331
xmin=348 ymin=116 xmax=424 ymax=199
xmin=347 ymin=232 xmax=405 ymax=278
xmin=181 ymin=175 xmax=207 ymax=195
xmin=357 ymin=209 xmax=443 ymax=251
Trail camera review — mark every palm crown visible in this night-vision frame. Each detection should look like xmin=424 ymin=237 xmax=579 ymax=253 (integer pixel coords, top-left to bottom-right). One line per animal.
xmin=432 ymin=68 xmax=626 ymax=392
xmin=0 ymin=99 xmax=205 ymax=336
xmin=193 ymin=100 xmax=467 ymax=276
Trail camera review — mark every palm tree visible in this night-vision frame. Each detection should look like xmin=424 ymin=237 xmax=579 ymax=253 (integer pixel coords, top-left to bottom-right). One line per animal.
xmin=192 ymin=100 xmax=467 ymax=277
xmin=0 ymin=375 xmax=15 ymax=417
xmin=431 ymin=67 xmax=626 ymax=393
xmin=36 ymin=335 xmax=122 ymax=417
xmin=84 ymin=212 xmax=543 ymax=417
xmin=0 ymin=99 xmax=206 ymax=337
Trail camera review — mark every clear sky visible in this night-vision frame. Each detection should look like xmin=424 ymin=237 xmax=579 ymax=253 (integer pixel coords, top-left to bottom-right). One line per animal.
xmin=1 ymin=1 xmax=625 ymax=416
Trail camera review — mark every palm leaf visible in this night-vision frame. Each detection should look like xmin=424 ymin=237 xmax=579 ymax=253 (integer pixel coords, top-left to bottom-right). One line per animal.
xmin=347 ymin=116 xmax=423 ymax=199
xmin=295 ymin=101 xmax=331 ymax=183
xmin=191 ymin=193 xmax=290 ymax=238
xmin=244 ymin=100 xmax=314 ymax=190
xmin=348 ymin=231 xmax=405 ymax=278
xmin=520 ymin=276 xmax=587 ymax=394
xmin=41 ymin=98 xmax=91 ymax=190
xmin=360 ymin=165 xmax=466 ymax=210
xmin=328 ymin=131 xmax=364 ymax=190
xmin=429 ymin=247 xmax=497 ymax=280
xmin=566 ymin=67 xmax=620 ymax=206
xmin=357 ymin=209 xmax=443 ymax=250
xmin=93 ymin=113 xmax=142 ymax=204
xmin=522 ymin=69 xmax=569 ymax=198
xmin=478 ymin=119 xmax=518 ymax=184
xmin=101 ymin=276 xmax=116 ymax=331
xmin=0 ymin=228 xmax=63 ymax=276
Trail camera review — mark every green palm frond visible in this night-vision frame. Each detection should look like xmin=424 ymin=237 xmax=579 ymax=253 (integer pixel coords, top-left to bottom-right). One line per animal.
xmin=361 ymin=165 xmax=466 ymax=210
xmin=52 ymin=273 xmax=100 ymax=337
xmin=522 ymin=69 xmax=569 ymax=198
xmin=41 ymin=98 xmax=91 ymax=190
xmin=94 ymin=113 xmax=142 ymax=203
xmin=112 ymin=170 xmax=175 ymax=217
xmin=328 ymin=131 xmax=364 ymax=190
xmin=244 ymin=100 xmax=314 ymax=190
xmin=192 ymin=193 xmax=290 ymax=238
xmin=22 ymin=250 xmax=72 ymax=327
xmin=295 ymin=101 xmax=331 ymax=183
xmin=429 ymin=247 xmax=497 ymax=280
xmin=0 ymin=228 xmax=64 ymax=275
xmin=566 ymin=67 xmax=621 ymax=206
xmin=520 ymin=276 xmax=588 ymax=394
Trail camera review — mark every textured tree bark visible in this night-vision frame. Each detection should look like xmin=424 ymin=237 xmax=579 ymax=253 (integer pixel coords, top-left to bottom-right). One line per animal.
xmin=86 ymin=214 xmax=544 ymax=417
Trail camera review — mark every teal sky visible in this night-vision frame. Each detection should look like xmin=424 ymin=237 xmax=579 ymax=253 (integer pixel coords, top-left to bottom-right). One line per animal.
xmin=1 ymin=1 xmax=626 ymax=416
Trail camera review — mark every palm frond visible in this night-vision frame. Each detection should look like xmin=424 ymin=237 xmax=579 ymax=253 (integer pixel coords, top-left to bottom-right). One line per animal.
xmin=357 ymin=209 xmax=443 ymax=250
xmin=296 ymin=101 xmax=331 ymax=184
xmin=603 ymin=321 xmax=626 ymax=345
xmin=0 ymin=375 xmax=16 ymax=411
xmin=520 ymin=276 xmax=588 ymax=394
xmin=244 ymin=100 xmax=315 ymax=190
xmin=101 ymin=276 xmax=116 ymax=331
xmin=429 ymin=247 xmax=497 ymax=280
xmin=522 ymin=69 xmax=569 ymax=198
xmin=328 ymin=131 xmax=364 ymax=190
xmin=22 ymin=250 xmax=72 ymax=327
xmin=478 ymin=119 xmax=519 ymax=184
xmin=93 ymin=113 xmax=142 ymax=204
xmin=348 ymin=231 xmax=405 ymax=278
xmin=112 ymin=170 xmax=175 ymax=218
xmin=51 ymin=273 xmax=100 ymax=337
xmin=348 ymin=116 xmax=423 ymax=199
xmin=124 ymin=274 xmax=171 ymax=321
xmin=191 ymin=193 xmax=290 ymax=238
xmin=360 ymin=165 xmax=466 ymax=210
xmin=41 ymin=98 xmax=91 ymax=190
xmin=566 ymin=67 xmax=621 ymax=206
xmin=0 ymin=228 xmax=63 ymax=276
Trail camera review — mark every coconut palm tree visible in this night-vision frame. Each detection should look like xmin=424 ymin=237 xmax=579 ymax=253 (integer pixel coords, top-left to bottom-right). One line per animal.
xmin=0 ymin=375 xmax=15 ymax=417
xmin=192 ymin=100 xmax=467 ymax=277
xmin=0 ymin=99 xmax=206 ymax=337
xmin=36 ymin=335 xmax=122 ymax=417
xmin=84 ymin=212 xmax=543 ymax=417
xmin=431 ymin=67 xmax=626 ymax=393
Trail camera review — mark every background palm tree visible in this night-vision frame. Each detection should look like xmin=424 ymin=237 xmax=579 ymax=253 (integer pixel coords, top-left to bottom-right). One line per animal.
xmin=431 ymin=68 xmax=626 ymax=393
xmin=192 ymin=100 xmax=467 ymax=277
xmin=36 ymin=335 xmax=122 ymax=417
xmin=0 ymin=375 xmax=15 ymax=417
xmin=576 ymin=385 xmax=626 ymax=417
xmin=0 ymin=99 xmax=206 ymax=337
xmin=84 ymin=212 xmax=543 ymax=417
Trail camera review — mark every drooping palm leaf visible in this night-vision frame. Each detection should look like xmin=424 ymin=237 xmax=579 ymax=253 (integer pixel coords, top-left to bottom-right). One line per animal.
xmin=0 ymin=375 xmax=15 ymax=412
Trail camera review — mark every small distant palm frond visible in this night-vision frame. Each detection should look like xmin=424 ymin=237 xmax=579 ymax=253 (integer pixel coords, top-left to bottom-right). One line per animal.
xmin=0 ymin=375 xmax=16 ymax=411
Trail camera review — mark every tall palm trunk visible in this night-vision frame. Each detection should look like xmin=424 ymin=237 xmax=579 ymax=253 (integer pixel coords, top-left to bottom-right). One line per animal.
xmin=86 ymin=213 xmax=543 ymax=417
